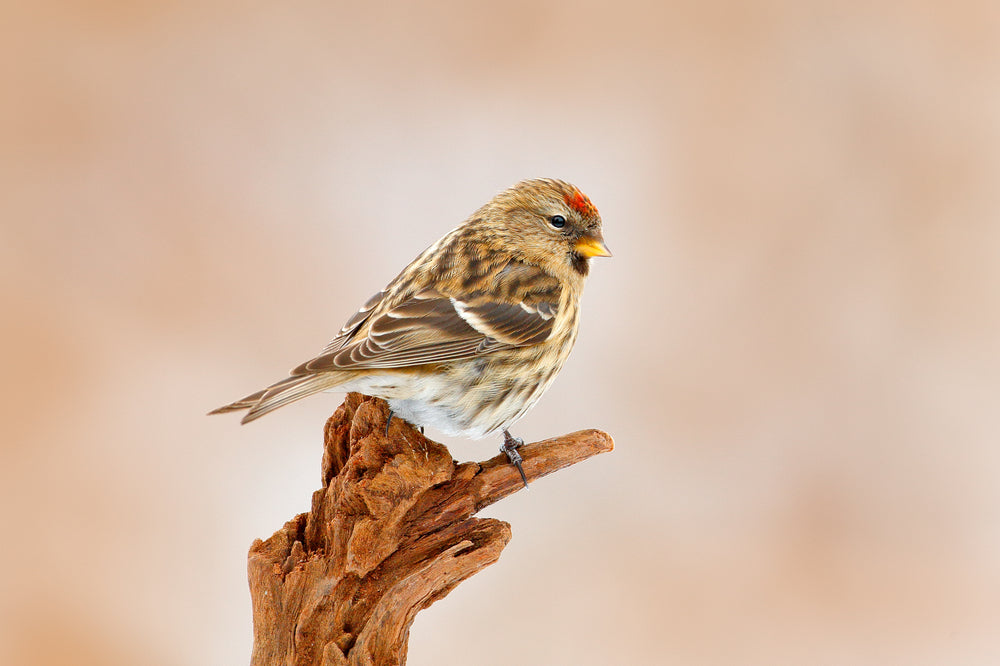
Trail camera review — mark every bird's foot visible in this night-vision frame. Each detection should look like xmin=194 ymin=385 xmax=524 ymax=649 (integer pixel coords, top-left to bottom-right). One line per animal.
xmin=501 ymin=430 xmax=528 ymax=488
xmin=386 ymin=411 xmax=425 ymax=437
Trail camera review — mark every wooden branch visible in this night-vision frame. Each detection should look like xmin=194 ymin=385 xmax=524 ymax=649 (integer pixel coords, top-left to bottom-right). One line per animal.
xmin=247 ymin=393 xmax=613 ymax=666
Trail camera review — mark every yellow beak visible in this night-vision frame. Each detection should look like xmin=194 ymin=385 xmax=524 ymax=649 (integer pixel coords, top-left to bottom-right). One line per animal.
xmin=574 ymin=234 xmax=613 ymax=258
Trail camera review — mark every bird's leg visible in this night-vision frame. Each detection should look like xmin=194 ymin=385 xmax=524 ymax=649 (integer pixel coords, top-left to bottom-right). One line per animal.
xmin=386 ymin=410 xmax=425 ymax=437
xmin=501 ymin=429 xmax=529 ymax=489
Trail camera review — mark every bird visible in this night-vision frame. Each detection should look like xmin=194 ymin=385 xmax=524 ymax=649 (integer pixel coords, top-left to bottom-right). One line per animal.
xmin=210 ymin=178 xmax=610 ymax=486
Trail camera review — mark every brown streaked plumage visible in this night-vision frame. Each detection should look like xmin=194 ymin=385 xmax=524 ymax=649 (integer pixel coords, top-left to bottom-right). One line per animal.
xmin=210 ymin=178 xmax=610 ymax=483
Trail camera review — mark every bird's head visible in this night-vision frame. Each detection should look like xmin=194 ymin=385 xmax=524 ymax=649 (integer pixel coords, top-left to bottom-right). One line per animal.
xmin=479 ymin=178 xmax=611 ymax=281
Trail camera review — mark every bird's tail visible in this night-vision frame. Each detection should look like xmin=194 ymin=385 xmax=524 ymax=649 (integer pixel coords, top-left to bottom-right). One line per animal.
xmin=208 ymin=372 xmax=344 ymax=424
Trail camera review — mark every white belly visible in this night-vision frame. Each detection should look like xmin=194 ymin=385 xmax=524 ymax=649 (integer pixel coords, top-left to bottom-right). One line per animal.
xmin=337 ymin=372 xmax=493 ymax=439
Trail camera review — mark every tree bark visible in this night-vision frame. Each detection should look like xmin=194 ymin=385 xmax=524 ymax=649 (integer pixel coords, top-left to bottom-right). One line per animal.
xmin=247 ymin=393 xmax=613 ymax=666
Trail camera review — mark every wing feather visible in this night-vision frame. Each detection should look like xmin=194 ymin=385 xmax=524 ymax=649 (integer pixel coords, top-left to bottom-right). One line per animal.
xmin=296 ymin=261 xmax=562 ymax=373
xmin=318 ymin=290 xmax=385 ymax=355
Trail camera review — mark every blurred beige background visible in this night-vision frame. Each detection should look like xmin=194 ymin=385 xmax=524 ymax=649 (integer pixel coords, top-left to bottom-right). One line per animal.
xmin=2 ymin=1 xmax=999 ymax=664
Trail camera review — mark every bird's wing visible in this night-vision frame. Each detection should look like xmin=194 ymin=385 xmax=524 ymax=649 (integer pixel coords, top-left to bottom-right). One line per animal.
xmin=318 ymin=290 xmax=385 ymax=355
xmin=293 ymin=262 xmax=562 ymax=373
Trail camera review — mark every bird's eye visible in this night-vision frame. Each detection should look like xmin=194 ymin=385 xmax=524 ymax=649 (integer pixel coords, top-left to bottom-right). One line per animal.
xmin=549 ymin=215 xmax=566 ymax=228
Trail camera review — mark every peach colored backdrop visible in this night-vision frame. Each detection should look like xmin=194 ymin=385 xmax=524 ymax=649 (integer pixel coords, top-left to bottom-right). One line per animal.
xmin=3 ymin=2 xmax=998 ymax=664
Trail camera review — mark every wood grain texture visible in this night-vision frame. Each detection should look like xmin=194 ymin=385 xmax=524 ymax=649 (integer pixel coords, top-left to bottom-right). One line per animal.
xmin=247 ymin=393 xmax=613 ymax=666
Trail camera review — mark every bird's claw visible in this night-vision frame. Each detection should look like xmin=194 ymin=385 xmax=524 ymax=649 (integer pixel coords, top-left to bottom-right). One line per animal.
xmin=501 ymin=430 xmax=528 ymax=488
xmin=386 ymin=411 xmax=424 ymax=437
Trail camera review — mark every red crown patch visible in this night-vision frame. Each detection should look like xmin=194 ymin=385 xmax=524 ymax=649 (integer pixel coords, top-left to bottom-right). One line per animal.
xmin=565 ymin=189 xmax=598 ymax=217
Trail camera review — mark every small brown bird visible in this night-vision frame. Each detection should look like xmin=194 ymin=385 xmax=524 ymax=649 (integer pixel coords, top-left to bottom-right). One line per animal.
xmin=211 ymin=178 xmax=610 ymax=485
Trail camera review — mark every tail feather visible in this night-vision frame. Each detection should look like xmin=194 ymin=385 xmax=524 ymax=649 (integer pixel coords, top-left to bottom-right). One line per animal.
xmin=207 ymin=389 xmax=266 ymax=415
xmin=209 ymin=373 xmax=342 ymax=424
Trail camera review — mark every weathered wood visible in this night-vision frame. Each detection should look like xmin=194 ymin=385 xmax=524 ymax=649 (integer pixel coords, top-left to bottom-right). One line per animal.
xmin=248 ymin=393 xmax=613 ymax=666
